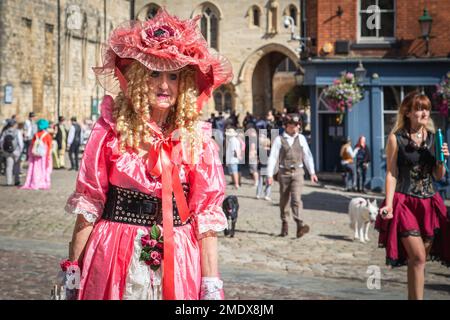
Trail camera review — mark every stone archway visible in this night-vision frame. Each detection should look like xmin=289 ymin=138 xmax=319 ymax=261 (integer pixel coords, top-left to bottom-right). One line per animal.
xmin=237 ymin=43 xmax=301 ymax=116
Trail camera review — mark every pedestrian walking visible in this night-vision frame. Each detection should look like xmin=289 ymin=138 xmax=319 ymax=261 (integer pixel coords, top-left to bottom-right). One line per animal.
xmin=55 ymin=116 xmax=67 ymax=169
xmin=48 ymin=122 xmax=59 ymax=169
xmin=256 ymin=133 xmax=272 ymax=200
xmin=62 ymin=9 xmax=231 ymax=300
xmin=377 ymin=91 xmax=450 ymax=300
xmin=20 ymin=119 xmax=53 ymax=190
xmin=0 ymin=119 xmax=23 ymax=186
xmin=23 ymin=112 xmax=37 ymax=161
xmin=267 ymin=115 xmax=318 ymax=238
xmin=248 ymin=127 xmax=259 ymax=187
xmin=67 ymin=116 xmax=82 ymax=171
xmin=340 ymin=137 xmax=358 ymax=192
xmin=225 ymin=128 xmax=241 ymax=189
xmin=355 ymin=135 xmax=371 ymax=193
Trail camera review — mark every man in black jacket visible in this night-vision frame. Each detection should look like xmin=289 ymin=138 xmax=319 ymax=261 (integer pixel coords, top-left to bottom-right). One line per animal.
xmin=355 ymin=136 xmax=371 ymax=193
xmin=67 ymin=117 xmax=82 ymax=171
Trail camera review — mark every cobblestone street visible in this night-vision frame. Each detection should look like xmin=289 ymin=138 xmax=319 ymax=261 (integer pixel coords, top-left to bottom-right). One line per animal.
xmin=1 ymin=168 xmax=450 ymax=300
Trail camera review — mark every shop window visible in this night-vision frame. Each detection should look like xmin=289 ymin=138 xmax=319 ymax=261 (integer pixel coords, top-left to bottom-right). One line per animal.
xmin=382 ymin=85 xmax=441 ymax=147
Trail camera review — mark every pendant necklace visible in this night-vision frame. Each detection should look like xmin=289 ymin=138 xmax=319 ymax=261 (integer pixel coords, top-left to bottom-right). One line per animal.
xmin=411 ymin=127 xmax=423 ymax=140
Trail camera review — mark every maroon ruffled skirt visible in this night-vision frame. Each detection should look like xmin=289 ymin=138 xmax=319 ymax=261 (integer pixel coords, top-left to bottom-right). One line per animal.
xmin=375 ymin=192 xmax=450 ymax=267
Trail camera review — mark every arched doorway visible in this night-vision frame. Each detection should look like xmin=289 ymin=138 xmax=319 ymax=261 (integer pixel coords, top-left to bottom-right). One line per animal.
xmin=238 ymin=44 xmax=301 ymax=117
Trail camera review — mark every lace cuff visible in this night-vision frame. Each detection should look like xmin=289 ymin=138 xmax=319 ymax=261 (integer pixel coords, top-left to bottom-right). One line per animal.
xmin=195 ymin=204 xmax=227 ymax=236
xmin=200 ymin=277 xmax=223 ymax=300
xmin=64 ymin=192 xmax=104 ymax=223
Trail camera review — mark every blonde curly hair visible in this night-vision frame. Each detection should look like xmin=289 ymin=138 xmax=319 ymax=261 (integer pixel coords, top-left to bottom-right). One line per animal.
xmin=113 ymin=61 xmax=201 ymax=159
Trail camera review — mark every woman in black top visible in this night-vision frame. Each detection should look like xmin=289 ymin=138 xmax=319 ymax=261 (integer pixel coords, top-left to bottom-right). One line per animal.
xmin=377 ymin=91 xmax=450 ymax=300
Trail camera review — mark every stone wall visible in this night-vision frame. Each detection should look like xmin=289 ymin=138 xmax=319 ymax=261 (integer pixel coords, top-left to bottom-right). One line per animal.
xmin=0 ymin=0 xmax=129 ymax=123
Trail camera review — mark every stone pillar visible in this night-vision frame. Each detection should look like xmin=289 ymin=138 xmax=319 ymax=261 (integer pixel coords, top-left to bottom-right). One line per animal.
xmin=369 ymin=77 xmax=384 ymax=191
xmin=309 ymin=85 xmax=319 ymax=171
xmin=32 ymin=66 xmax=44 ymax=116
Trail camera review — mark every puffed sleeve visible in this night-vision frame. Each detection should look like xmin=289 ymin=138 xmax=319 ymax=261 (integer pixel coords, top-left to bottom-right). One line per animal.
xmin=64 ymin=96 xmax=115 ymax=223
xmin=188 ymin=122 xmax=227 ymax=239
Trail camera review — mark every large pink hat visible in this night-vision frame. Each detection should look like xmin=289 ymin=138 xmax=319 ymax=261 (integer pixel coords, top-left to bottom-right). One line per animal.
xmin=93 ymin=8 xmax=233 ymax=111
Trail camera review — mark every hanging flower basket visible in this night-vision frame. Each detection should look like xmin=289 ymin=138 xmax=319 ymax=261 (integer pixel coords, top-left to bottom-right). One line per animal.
xmin=434 ymin=72 xmax=450 ymax=118
xmin=323 ymin=72 xmax=363 ymax=124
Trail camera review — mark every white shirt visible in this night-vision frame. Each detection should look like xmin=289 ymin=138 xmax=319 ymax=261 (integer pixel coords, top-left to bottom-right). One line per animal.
xmin=67 ymin=123 xmax=83 ymax=146
xmin=24 ymin=119 xmax=37 ymax=141
xmin=225 ymin=136 xmax=241 ymax=165
xmin=267 ymin=132 xmax=316 ymax=177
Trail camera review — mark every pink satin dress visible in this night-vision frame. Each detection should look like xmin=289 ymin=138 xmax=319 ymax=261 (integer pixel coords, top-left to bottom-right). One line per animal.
xmin=65 ymin=95 xmax=227 ymax=300
xmin=21 ymin=131 xmax=53 ymax=190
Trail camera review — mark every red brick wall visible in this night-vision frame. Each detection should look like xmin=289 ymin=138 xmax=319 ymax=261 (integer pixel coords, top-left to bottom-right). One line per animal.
xmin=306 ymin=0 xmax=318 ymax=53
xmin=316 ymin=0 xmax=357 ymax=56
xmin=306 ymin=0 xmax=450 ymax=58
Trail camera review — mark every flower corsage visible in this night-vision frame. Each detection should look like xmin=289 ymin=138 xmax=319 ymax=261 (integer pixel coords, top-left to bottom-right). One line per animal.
xmin=140 ymin=224 xmax=164 ymax=271
xmin=60 ymin=259 xmax=79 ymax=272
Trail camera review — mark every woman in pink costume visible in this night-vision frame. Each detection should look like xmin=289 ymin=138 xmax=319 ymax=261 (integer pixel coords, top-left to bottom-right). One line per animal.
xmin=62 ymin=9 xmax=233 ymax=300
xmin=21 ymin=119 xmax=53 ymax=190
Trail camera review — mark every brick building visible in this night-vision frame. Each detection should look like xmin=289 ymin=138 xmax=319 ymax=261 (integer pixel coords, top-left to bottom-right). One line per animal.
xmin=299 ymin=0 xmax=450 ymax=190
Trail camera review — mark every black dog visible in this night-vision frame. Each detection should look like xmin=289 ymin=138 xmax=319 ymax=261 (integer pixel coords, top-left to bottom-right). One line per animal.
xmin=222 ymin=195 xmax=239 ymax=237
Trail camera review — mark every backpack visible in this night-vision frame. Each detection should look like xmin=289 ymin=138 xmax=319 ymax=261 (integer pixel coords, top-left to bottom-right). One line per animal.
xmin=31 ymin=132 xmax=48 ymax=157
xmin=2 ymin=129 xmax=17 ymax=153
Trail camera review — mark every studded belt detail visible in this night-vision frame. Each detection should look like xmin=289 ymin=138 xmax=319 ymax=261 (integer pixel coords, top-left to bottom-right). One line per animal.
xmin=101 ymin=185 xmax=190 ymax=227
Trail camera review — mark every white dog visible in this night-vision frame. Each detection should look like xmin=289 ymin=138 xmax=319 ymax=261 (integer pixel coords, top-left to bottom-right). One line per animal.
xmin=348 ymin=198 xmax=378 ymax=243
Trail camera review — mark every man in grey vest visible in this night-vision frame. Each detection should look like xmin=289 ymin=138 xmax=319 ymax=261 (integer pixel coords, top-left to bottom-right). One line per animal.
xmin=267 ymin=115 xmax=318 ymax=238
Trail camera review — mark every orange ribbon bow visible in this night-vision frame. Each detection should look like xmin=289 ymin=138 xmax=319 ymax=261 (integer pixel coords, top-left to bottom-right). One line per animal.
xmin=146 ymin=121 xmax=190 ymax=300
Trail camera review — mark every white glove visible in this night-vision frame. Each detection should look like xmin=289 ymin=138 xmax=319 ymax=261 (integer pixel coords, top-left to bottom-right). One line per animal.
xmin=200 ymin=277 xmax=223 ymax=300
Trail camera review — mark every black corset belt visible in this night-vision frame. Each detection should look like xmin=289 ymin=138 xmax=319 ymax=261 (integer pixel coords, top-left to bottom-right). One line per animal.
xmin=102 ymin=185 xmax=190 ymax=227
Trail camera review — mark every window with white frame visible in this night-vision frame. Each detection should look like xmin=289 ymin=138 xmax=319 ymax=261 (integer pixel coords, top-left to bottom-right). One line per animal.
xmin=358 ymin=0 xmax=395 ymax=42
xmin=382 ymin=85 xmax=444 ymax=147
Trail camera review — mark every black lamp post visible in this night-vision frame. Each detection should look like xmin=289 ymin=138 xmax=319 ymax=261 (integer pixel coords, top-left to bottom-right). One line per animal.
xmin=418 ymin=9 xmax=433 ymax=56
